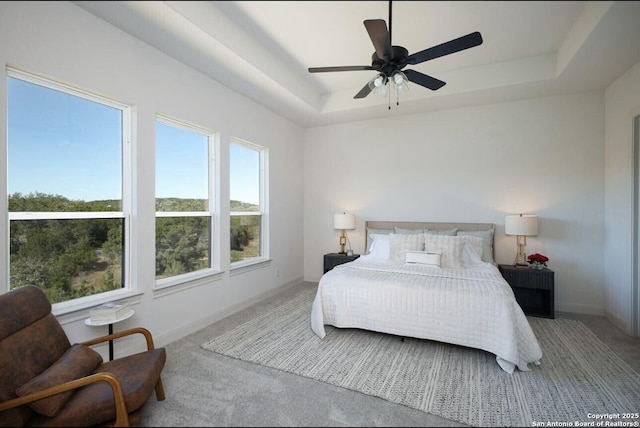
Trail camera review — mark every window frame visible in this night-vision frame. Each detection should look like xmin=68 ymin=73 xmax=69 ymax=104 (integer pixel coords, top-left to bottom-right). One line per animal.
xmin=5 ymin=66 xmax=134 ymax=312
xmin=229 ymin=137 xmax=269 ymax=271
xmin=154 ymin=114 xmax=220 ymax=290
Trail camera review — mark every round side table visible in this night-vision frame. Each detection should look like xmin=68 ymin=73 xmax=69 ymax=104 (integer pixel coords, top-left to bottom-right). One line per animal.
xmin=85 ymin=308 xmax=135 ymax=360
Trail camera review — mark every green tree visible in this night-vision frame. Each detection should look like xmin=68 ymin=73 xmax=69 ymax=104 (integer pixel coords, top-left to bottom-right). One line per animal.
xmin=9 ymin=193 xmax=121 ymax=303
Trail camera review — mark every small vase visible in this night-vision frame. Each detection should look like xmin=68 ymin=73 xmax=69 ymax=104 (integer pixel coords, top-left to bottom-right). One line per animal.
xmin=531 ymin=262 xmax=544 ymax=270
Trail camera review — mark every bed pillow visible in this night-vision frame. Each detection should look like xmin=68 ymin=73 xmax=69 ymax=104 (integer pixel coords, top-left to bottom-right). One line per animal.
xmin=366 ymin=228 xmax=393 ymax=253
xmin=16 ymin=344 xmax=103 ymax=417
xmin=423 ymin=234 xmax=466 ymax=268
xmin=405 ymin=250 xmax=441 ymax=268
xmin=394 ymin=227 xmax=425 ymax=234
xmin=461 ymin=241 xmax=484 ymax=267
xmin=457 ymin=229 xmax=495 ymax=264
xmin=389 ymin=233 xmax=425 ymax=263
xmin=425 ymin=228 xmax=458 ymax=236
xmin=367 ymin=234 xmax=391 ymax=260
xmin=456 ymin=235 xmax=485 ymax=263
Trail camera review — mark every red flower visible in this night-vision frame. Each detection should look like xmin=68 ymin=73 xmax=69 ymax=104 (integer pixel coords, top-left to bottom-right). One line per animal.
xmin=527 ymin=253 xmax=549 ymax=264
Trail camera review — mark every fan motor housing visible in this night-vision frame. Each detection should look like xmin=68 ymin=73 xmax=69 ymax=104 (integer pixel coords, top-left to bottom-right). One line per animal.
xmin=371 ymin=45 xmax=409 ymax=74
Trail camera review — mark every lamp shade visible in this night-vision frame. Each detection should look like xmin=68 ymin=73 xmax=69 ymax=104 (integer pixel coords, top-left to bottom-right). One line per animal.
xmin=505 ymin=214 xmax=538 ymax=236
xmin=334 ymin=213 xmax=356 ymax=230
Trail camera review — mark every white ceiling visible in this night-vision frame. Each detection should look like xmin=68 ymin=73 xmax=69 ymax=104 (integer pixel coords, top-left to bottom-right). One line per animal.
xmin=74 ymin=1 xmax=640 ymax=127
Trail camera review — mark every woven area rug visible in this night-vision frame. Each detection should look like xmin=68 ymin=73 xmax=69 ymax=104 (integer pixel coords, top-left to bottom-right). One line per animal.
xmin=201 ymin=286 xmax=640 ymax=427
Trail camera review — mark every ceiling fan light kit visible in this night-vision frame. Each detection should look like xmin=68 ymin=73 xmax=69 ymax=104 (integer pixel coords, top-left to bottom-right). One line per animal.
xmin=392 ymin=71 xmax=408 ymax=91
xmin=368 ymin=73 xmax=388 ymax=96
xmin=308 ymin=0 xmax=483 ymax=108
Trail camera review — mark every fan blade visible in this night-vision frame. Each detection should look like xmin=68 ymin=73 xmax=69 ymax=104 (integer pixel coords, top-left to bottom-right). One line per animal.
xmin=405 ymin=69 xmax=446 ymax=91
xmin=364 ymin=19 xmax=394 ymax=61
xmin=354 ymin=82 xmax=373 ymax=99
xmin=406 ymin=31 xmax=483 ymax=65
xmin=308 ymin=65 xmax=374 ymax=73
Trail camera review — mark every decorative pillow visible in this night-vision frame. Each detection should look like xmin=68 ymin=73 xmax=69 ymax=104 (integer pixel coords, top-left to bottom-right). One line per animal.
xmin=425 ymin=228 xmax=458 ymax=236
xmin=366 ymin=228 xmax=392 ymax=253
xmin=389 ymin=233 xmax=425 ymax=263
xmin=367 ymin=234 xmax=391 ymax=260
xmin=423 ymin=234 xmax=465 ymax=268
xmin=394 ymin=227 xmax=424 ymax=235
xmin=16 ymin=344 xmax=103 ymax=417
xmin=458 ymin=229 xmax=495 ymax=264
xmin=405 ymin=250 xmax=441 ymax=267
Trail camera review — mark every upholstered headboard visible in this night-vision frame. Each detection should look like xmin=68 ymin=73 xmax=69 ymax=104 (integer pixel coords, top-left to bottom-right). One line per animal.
xmin=364 ymin=220 xmax=495 ymax=259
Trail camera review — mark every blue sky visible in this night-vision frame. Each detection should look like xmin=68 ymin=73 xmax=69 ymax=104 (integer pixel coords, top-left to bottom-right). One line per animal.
xmin=8 ymin=76 xmax=259 ymax=205
xmin=8 ymin=77 xmax=122 ymax=201
xmin=229 ymin=143 xmax=260 ymax=205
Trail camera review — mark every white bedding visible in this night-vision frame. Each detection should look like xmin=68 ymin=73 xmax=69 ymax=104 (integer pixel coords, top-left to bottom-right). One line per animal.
xmin=311 ymin=256 xmax=543 ymax=374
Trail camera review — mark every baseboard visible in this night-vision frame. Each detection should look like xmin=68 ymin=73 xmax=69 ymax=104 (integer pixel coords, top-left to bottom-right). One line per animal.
xmin=553 ymin=304 xmax=635 ymax=337
xmin=151 ymin=276 xmax=305 ymax=349
xmin=603 ymin=308 xmax=633 ymax=336
xmin=555 ymin=302 xmax=604 ymax=316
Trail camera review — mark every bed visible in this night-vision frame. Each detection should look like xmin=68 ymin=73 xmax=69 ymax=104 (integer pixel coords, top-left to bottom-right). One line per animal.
xmin=311 ymin=221 xmax=543 ymax=374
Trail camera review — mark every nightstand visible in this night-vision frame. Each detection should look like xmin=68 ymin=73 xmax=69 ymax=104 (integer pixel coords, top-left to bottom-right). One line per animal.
xmin=324 ymin=253 xmax=360 ymax=273
xmin=498 ymin=264 xmax=555 ymax=319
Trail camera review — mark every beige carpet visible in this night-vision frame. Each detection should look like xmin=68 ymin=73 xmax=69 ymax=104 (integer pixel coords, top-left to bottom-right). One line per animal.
xmin=201 ymin=286 xmax=640 ymax=427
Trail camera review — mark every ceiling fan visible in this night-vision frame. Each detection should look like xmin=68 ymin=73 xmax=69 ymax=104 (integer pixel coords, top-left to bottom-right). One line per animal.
xmin=308 ymin=1 xmax=483 ymax=101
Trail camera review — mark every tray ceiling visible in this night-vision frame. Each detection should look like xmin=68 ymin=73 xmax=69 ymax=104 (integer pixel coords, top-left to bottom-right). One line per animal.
xmin=74 ymin=1 xmax=640 ymax=127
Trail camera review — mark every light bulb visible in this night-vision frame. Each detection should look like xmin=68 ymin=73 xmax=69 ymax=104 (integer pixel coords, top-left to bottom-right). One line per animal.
xmin=367 ymin=73 xmax=388 ymax=97
xmin=392 ymin=71 xmax=408 ymax=92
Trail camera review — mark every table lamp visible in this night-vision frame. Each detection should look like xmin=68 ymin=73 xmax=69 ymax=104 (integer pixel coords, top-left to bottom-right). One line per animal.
xmin=333 ymin=213 xmax=355 ymax=255
xmin=505 ymin=213 xmax=538 ymax=267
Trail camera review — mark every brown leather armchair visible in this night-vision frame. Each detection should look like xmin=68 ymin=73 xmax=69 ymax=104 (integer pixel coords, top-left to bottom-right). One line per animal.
xmin=0 ymin=285 xmax=166 ymax=427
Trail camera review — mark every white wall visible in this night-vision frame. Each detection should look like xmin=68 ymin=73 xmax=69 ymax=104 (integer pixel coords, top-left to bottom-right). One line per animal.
xmin=0 ymin=2 xmax=305 ymax=356
xmin=304 ymin=92 xmax=606 ymax=316
xmin=2 ymin=1 xmax=635 ymax=352
xmin=604 ymin=59 xmax=640 ymax=334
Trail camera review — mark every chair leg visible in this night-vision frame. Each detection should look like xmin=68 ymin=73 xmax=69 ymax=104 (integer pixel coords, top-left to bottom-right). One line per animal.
xmin=154 ymin=377 xmax=166 ymax=401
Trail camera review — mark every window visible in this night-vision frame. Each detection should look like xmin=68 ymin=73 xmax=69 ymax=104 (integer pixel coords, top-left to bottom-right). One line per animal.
xmin=155 ymin=116 xmax=216 ymax=285
xmin=230 ymin=139 xmax=267 ymax=265
xmin=6 ymin=68 xmax=131 ymax=306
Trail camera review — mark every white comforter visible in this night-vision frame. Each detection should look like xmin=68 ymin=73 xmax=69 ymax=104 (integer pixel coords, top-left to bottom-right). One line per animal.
xmin=311 ymin=257 xmax=543 ymax=374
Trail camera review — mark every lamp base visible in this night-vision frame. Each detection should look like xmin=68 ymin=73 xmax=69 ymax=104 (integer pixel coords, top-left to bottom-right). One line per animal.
xmin=339 ymin=229 xmax=347 ymax=254
xmin=514 ymin=238 xmax=528 ymax=267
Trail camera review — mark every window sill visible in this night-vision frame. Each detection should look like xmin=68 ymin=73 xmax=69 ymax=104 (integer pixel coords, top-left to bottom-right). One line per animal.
xmin=53 ymin=289 xmax=144 ymax=326
xmin=230 ymin=258 xmax=272 ymax=276
xmin=153 ymin=270 xmax=224 ymax=299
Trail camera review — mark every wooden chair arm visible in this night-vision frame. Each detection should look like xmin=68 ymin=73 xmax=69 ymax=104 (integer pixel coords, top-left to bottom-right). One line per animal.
xmin=82 ymin=327 xmax=157 ymax=351
xmin=0 ymin=372 xmax=130 ymax=427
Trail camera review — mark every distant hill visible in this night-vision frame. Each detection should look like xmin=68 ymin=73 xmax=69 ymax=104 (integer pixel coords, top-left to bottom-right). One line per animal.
xmin=156 ymin=198 xmax=258 ymax=212
xmin=156 ymin=197 xmax=206 ymax=211
xmin=230 ymin=200 xmax=259 ymax=212
xmin=9 ymin=193 xmax=258 ymax=213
